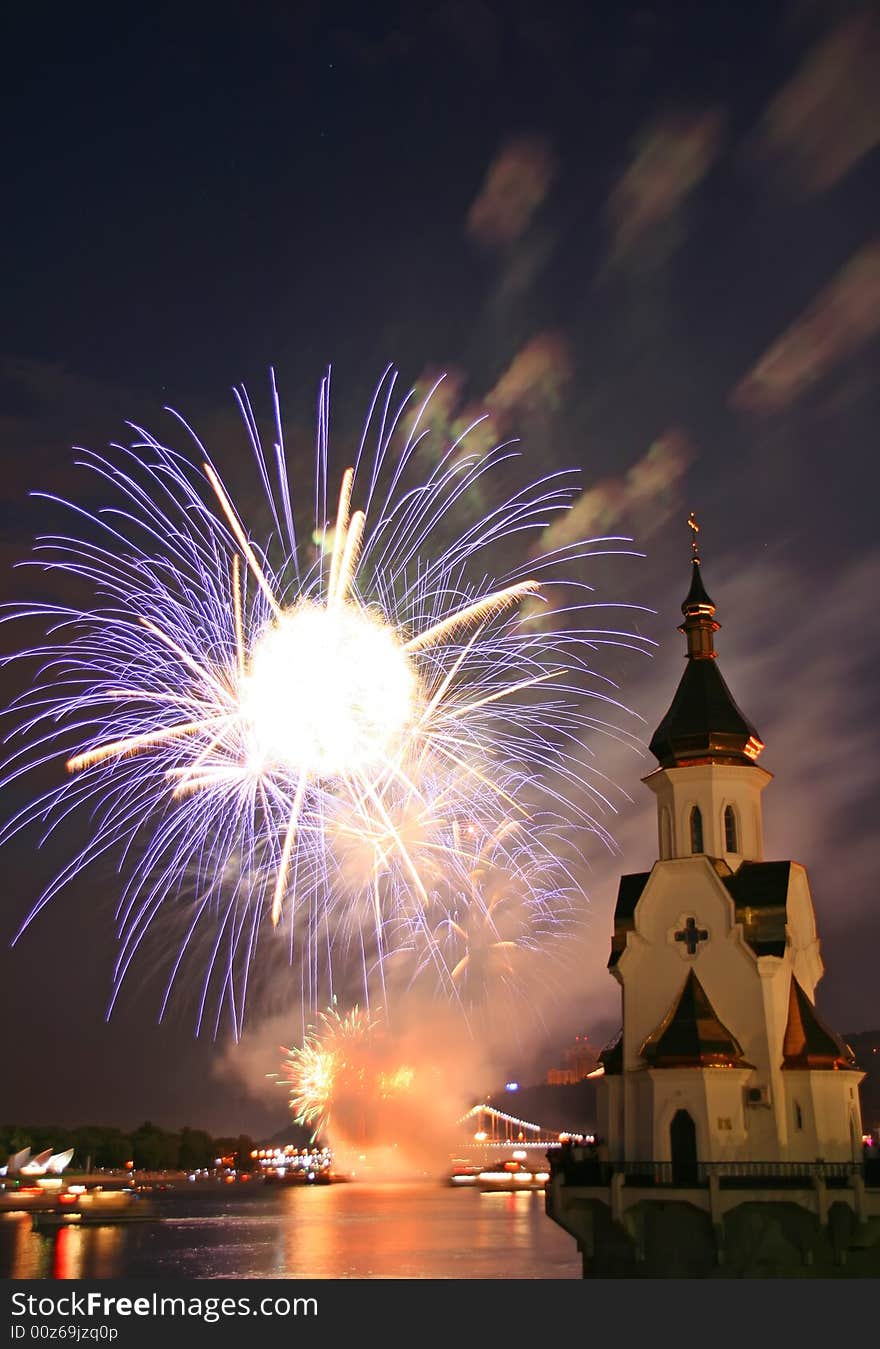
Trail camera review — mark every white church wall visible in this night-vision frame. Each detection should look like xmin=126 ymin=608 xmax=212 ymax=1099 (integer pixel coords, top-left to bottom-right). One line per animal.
xmin=703 ymin=1074 xmax=751 ymax=1161
xmin=807 ymin=1072 xmax=865 ymax=1163
xmin=658 ymin=806 xmax=672 ymax=860
xmin=613 ymin=856 xmax=837 ymax=1163
xmin=644 ymin=763 xmax=771 ymax=863
xmin=781 ymin=1074 xmax=820 ymax=1161
xmin=623 ymin=1071 xmax=654 ymax=1160
xmin=650 ymin=1076 xmax=709 ymax=1162
xmin=756 ymin=957 xmax=797 ymax=1154
xmin=597 ymin=1076 xmax=625 ymax=1162
xmin=742 ymin=1087 xmax=785 ymax=1161
xmin=649 ymin=1069 xmax=753 ymax=1163
xmin=785 ymin=867 xmax=823 ymax=998
xmin=618 ymin=858 xmax=770 ymax=1080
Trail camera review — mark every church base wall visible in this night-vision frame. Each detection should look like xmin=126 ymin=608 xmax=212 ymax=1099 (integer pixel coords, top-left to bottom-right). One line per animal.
xmin=546 ymin=1183 xmax=880 ymax=1278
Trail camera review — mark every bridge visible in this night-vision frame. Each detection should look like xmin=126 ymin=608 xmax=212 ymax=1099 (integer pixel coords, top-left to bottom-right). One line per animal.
xmin=457 ymin=1104 xmax=591 ymax=1155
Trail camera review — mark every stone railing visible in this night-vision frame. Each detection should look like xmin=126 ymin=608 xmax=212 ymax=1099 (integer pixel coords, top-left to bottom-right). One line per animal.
xmin=548 ymin=1146 xmax=873 ymax=1189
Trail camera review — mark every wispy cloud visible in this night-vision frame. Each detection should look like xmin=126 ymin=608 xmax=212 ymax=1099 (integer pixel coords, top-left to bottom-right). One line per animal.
xmin=603 ymin=108 xmax=725 ymax=272
xmin=731 ymin=239 xmax=880 ymax=414
xmin=407 ymin=331 xmax=574 ymax=471
xmin=484 ymin=331 xmax=572 ymax=419
xmin=753 ymin=10 xmax=880 ymax=196
xmin=534 ymin=427 xmax=694 ymax=555
xmin=466 ymin=134 xmax=557 ymax=248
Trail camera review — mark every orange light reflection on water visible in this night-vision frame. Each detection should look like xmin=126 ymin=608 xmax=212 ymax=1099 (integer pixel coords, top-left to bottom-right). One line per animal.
xmin=1 ymin=1183 xmax=580 ymax=1279
xmin=52 ymin=1225 xmax=84 ymax=1280
xmin=4 ymin=1213 xmax=49 ymax=1279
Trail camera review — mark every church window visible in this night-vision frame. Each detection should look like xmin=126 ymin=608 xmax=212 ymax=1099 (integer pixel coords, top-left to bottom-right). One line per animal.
xmin=690 ymin=806 xmax=703 ymax=854
xmin=724 ymin=805 xmax=738 ymax=852
xmin=660 ymin=808 xmax=672 ymax=857
xmin=794 ymin=1102 xmax=803 ymax=1131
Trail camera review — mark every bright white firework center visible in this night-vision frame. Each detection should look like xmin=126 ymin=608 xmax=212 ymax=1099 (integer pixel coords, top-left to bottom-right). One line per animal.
xmin=242 ymin=600 xmax=419 ymax=779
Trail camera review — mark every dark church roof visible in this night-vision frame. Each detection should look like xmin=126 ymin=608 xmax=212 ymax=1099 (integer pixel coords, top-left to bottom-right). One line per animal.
xmin=640 ymin=969 xmax=750 ymax=1068
xmin=723 ymin=861 xmax=790 ymax=958
xmin=608 ymin=873 xmax=650 ymax=969
xmin=782 ymin=977 xmax=859 ymax=1071
xmin=598 ymin=1029 xmax=623 ymax=1076
xmin=649 ymin=558 xmax=764 ymax=768
xmin=683 ymin=557 xmax=715 ymax=611
xmin=649 ymin=659 xmax=764 ymax=767
xmin=609 ymin=861 xmax=793 ymax=970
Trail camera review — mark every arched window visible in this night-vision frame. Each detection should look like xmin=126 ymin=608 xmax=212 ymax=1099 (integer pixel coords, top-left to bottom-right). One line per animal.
xmin=670 ymin=1109 xmax=698 ymax=1185
xmin=690 ymin=806 xmax=703 ymax=854
xmin=724 ymin=805 xmax=738 ymax=853
xmin=660 ymin=808 xmax=672 ymax=858
xmin=794 ymin=1102 xmax=803 ymax=1131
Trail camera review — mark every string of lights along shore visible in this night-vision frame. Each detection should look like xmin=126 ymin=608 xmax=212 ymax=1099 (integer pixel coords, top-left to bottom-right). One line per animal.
xmin=1 ymin=366 xmax=652 ymax=1039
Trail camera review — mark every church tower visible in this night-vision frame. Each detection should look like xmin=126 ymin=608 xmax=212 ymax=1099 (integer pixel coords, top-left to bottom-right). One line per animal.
xmin=598 ymin=519 xmax=864 ymax=1174
xmin=644 ymin=516 xmax=768 ymax=867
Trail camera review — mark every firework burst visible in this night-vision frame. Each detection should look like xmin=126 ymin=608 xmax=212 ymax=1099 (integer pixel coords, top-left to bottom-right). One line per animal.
xmin=1 ymin=366 xmax=651 ymax=1033
xmin=280 ymin=1003 xmax=415 ymax=1142
xmin=414 ymin=817 xmax=574 ymax=1012
xmin=365 ymin=804 xmax=582 ymax=1024
xmin=281 ymin=1004 xmax=378 ymax=1137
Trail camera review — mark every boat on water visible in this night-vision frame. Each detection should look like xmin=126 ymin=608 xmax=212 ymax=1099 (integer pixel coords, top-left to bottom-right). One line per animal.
xmin=262 ymin=1169 xmax=343 ymax=1186
xmin=448 ymin=1158 xmax=551 ymax=1191
xmin=31 ymin=1207 xmax=160 ymax=1231
xmin=254 ymin=1144 xmax=351 ymax=1184
xmin=29 ymin=1187 xmax=161 ymax=1230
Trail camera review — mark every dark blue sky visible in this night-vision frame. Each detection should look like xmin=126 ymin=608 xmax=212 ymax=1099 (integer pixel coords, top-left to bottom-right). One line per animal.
xmin=2 ymin=1 xmax=878 ymax=1134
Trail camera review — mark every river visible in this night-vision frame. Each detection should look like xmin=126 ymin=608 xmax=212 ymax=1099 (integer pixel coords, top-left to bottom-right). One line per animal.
xmin=0 ymin=1181 xmax=581 ymax=1280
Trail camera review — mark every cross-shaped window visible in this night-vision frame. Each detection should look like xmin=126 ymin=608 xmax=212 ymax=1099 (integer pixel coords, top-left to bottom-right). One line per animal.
xmin=675 ymin=916 xmax=709 ymax=955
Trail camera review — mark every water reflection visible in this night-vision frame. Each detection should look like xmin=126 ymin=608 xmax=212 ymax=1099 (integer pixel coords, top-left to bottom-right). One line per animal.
xmin=52 ymin=1225 xmax=83 ymax=1281
xmin=3 ymin=1213 xmax=50 ymax=1279
xmin=0 ymin=1184 xmax=580 ymax=1280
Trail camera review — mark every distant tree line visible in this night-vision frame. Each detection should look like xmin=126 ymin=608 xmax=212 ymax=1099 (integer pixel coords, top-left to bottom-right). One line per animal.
xmin=0 ymin=1121 xmax=258 ymax=1172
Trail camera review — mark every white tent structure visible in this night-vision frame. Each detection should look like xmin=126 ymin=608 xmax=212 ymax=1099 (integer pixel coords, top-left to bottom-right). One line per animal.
xmin=4 ymin=1145 xmax=74 ymax=1177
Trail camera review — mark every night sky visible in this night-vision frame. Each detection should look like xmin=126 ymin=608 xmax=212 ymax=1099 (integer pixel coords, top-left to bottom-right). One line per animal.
xmin=2 ymin=1 xmax=878 ymax=1138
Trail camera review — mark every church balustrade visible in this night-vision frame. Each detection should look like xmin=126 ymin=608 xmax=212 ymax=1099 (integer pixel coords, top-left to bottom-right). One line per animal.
xmin=549 ymin=1145 xmax=864 ymax=1189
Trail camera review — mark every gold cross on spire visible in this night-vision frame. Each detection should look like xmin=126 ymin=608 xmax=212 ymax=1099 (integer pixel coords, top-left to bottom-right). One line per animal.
xmin=687 ymin=511 xmax=700 ymax=560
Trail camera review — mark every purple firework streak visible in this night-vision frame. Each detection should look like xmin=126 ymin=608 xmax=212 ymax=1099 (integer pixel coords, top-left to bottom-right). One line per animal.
xmin=0 ymin=367 xmax=652 ymax=1036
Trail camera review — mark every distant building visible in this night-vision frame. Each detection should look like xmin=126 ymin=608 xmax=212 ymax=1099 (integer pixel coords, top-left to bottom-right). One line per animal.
xmin=547 ymin=529 xmax=880 ymax=1276
xmin=546 ymin=1036 xmax=598 ymax=1085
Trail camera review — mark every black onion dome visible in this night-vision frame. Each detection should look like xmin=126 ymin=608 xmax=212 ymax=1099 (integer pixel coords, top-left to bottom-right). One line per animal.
xmin=650 ymin=553 xmax=764 ymax=768
xmin=649 ymin=659 xmax=763 ymax=767
xmin=682 ymin=559 xmax=715 ymax=614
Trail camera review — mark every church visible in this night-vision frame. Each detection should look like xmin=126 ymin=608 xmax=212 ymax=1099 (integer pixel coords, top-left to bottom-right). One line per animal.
xmin=546 ymin=523 xmax=879 ymax=1277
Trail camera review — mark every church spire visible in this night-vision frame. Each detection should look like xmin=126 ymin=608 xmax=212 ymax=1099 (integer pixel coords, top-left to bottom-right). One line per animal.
xmin=648 ymin=516 xmax=765 ymax=768
xmin=679 ymin=512 xmax=719 ymax=660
